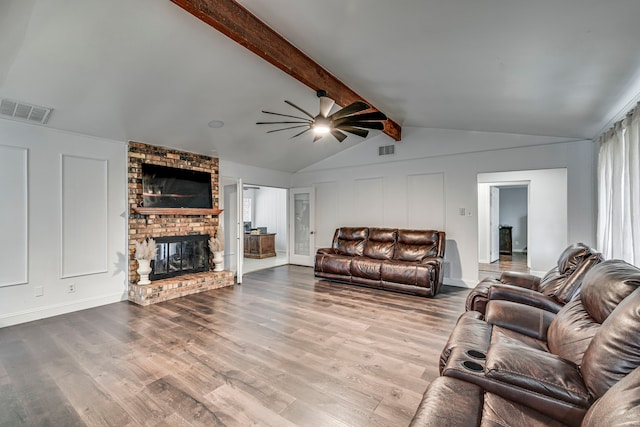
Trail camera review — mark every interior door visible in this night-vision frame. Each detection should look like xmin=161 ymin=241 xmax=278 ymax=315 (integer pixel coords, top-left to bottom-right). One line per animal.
xmin=490 ymin=186 xmax=500 ymax=263
xmin=222 ymin=177 xmax=243 ymax=283
xmin=289 ymin=187 xmax=315 ymax=266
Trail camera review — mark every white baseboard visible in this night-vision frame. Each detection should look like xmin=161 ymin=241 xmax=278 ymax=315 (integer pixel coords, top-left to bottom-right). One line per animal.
xmin=444 ymin=277 xmax=476 ymax=288
xmin=0 ymin=292 xmax=126 ymax=328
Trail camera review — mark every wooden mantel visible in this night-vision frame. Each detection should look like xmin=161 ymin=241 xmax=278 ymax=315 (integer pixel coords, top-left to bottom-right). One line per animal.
xmin=132 ymin=207 xmax=222 ymax=216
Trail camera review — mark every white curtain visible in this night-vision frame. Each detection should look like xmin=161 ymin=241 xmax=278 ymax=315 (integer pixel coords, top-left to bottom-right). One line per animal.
xmin=597 ymin=104 xmax=640 ymax=265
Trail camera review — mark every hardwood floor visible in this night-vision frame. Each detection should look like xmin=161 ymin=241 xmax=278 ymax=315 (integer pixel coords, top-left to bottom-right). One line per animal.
xmin=0 ymin=265 xmax=469 ymax=427
xmin=478 ymin=252 xmax=529 ymax=279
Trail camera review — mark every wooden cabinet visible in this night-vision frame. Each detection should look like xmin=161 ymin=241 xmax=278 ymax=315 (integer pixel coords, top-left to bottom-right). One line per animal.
xmin=244 ymin=233 xmax=276 ymax=259
xmin=499 ymin=226 xmax=512 ymax=255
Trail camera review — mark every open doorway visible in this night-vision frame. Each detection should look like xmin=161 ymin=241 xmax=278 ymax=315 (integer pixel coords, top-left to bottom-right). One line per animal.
xmin=478 ymin=184 xmax=529 ymax=278
xmin=242 ymin=185 xmax=288 ymax=273
xmin=477 ymin=168 xmax=568 ymax=280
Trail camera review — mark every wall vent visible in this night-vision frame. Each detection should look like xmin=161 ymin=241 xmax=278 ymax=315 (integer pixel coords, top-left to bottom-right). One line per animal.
xmin=378 ymin=144 xmax=395 ymax=156
xmin=0 ymin=99 xmax=52 ymax=124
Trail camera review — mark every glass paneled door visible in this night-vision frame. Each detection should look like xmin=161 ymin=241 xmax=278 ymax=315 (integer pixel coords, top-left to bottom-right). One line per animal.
xmin=221 ymin=177 xmax=243 ymax=283
xmin=289 ymin=187 xmax=315 ymax=266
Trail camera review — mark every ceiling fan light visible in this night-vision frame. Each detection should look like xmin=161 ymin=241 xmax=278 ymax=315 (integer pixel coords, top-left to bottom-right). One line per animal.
xmin=313 ymin=116 xmax=331 ymax=135
xmin=313 ymin=124 xmax=330 ymax=134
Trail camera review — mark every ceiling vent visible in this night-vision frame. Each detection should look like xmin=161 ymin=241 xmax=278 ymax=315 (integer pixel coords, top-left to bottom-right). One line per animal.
xmin=0 ymin=99 xmax=52 ymax=124
xmin=378 ymin=144 xmax=395 ymax=156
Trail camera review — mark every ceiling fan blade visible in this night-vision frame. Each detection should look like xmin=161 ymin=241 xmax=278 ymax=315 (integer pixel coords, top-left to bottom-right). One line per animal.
xmin=330 ymin=129 xmax=348 ymax=142
xmin=336 ymin=121 xmax=385 ymax=130
xmin=290 ymin=127 xmax=312 ymax=139
xmin=319 ymin=96 xmax=335 ymax=117
xmin=332 ymin=114 xmax=386 ymax=128
xmin=312 ymin=133 xmax=324 ymax=143
xmin=261 ymin=110 xmax=312 ymax=121
xmin=337 ymin=126 xmax=369 ymax=138
xmin=284 ymin=100 xmax=315 ymax=119
xmin=256 ymin=120 xmax=310 ymax=125
xmin=265 ymin=125 xmax=310 ymax=133
xmin=328 ymin=101 xmax=370 ymax=120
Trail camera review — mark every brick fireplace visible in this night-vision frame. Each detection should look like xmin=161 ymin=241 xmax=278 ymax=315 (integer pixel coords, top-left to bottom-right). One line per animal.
xmin=127 ymin=142 xmax=234 ymax=306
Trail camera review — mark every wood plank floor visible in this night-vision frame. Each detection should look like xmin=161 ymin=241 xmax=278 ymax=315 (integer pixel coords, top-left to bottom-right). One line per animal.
xmin=478 ymin=252 xmax=529 ymax=278
xmin=0 ymin=265 xmax=469 ymax=427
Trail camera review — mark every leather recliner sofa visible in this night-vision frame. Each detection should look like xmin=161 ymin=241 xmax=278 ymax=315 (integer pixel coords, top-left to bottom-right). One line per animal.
xmin=410 ymin=365 xmax=640 ymax=427
xmin=466 ymin=243 xmax=603 ymax=314
xmin=314 ymin=227 xmax=446 ymax=297
xmin=415 ymin=259 xmax=640 ymax=427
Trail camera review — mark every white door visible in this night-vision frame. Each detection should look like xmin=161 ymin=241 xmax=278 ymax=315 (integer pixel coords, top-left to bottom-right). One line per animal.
xmin=289 ymin=187 xmax=315 ymax=266
xmin=490 ymin=186 xmax=500 ymax=263
xmin=221 ymin=177 xmax=244 ymax=283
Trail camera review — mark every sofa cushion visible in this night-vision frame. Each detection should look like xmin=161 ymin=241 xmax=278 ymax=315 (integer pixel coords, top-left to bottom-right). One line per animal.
xmin=335 ymin=227 xmax=368 ymax=256
xmin=394 ymin=229 xmax=439 ymax=262
xmin=381 ymin=261 xmax=436 ymax=287
xmin=581 ymin=366 xmax=640 ymax=427
xmin=351 ymin=257 xmax=383 ymax=280
xmin=363 ymin=228 xmax=396 ymax=260
xmin=581 ymin=287 xmax=640 ymax=399
xmin=546 ymin=259 xmax=640 ymax=366
xmin=315 ymin=253 xmax=352 ymax=275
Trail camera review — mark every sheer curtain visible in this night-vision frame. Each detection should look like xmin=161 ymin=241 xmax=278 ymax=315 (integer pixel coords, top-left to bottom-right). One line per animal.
xmin=597 ymin=104 xmax=640 ymax=265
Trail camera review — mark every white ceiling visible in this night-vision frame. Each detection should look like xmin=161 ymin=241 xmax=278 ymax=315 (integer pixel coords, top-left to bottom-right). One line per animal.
xmin=2 ymin=0 xmax=640 ymax=173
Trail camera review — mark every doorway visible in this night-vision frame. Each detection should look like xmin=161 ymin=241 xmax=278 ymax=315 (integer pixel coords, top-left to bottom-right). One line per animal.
xmin=479 ymin=184 xmax=529 ymax=277
xmin=477 ymin=168 xmax=568 ymax=279
xmin=241 ymin=184 xmax=288 ymax=274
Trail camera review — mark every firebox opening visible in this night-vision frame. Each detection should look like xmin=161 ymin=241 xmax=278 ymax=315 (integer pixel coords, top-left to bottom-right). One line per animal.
xmin=150 ymin=235 xmax=209 ymax=280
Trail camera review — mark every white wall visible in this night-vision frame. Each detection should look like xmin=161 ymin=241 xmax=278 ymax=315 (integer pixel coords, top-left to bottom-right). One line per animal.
xmin=499 ymin=187 xmax=528 ymax=252
xmin=254 ymin=187 xmax=288 ymax=252
xmin=0 ymin=119 xmax=127 ymax=327
xmin=293 ymin=126 xmax=597 ymax=287
xmin=220 ymin=159 xmax=293 ymax=189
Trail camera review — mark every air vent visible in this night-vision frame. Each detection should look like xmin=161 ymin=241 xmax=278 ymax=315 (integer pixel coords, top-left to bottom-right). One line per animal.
xmin=378 ymin=145 xmax=395 ymax=156
xmin=0 ymin=99 xmax=52 ymax=124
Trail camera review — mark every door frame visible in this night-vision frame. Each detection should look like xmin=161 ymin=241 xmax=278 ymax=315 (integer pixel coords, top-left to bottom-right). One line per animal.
xmin=289 ymin=187 xmax=315 ymax=266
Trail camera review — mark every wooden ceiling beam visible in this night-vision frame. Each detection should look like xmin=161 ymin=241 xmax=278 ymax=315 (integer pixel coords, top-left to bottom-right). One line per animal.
xmin=170 ymin=0 xmax=401 ymax=141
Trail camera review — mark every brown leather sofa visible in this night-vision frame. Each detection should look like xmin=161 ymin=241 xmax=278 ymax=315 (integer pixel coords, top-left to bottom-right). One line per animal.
xmin=466 ymin=243 xmax=603 ymax=314
xmin=410 ymin=365 xmax=640 ymax=427
xmin=314 ymin=227 xmax=446 ymax=297
xmin=413 ymin=259 xmax=640 ymax=427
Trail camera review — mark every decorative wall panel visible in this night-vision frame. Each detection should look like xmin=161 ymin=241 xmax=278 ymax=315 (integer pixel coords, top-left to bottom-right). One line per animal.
xmin=407 ymin=173 xmax=445 ymax=230
xmin=60 ymin=155 xmax=108 ymax=278
xmin=0 ymin=145 xmax=28 ymax=287
xmin=354 ymin=177 xmax=384 ymax=226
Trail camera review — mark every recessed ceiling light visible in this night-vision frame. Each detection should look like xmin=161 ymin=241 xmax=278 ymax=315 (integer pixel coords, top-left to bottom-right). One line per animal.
xmin=208 ymin=120 xmax=224 ymax=128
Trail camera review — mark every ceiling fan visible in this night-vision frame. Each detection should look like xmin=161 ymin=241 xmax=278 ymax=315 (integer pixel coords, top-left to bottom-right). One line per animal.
xmin=257 ymin=90 xmax=388 ymax=142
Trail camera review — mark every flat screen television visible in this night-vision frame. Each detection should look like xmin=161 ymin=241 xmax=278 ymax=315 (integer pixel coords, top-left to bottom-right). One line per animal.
xmin=142 ymin=164 xmax=212 ymax=208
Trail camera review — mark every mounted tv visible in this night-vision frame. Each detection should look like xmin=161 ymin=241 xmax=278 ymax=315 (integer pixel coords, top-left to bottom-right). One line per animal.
xmin=141 ymin=164 xmax=212 ymax=209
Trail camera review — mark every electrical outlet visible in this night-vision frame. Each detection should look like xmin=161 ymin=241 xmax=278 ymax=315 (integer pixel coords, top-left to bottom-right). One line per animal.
xmin=68 ymin=283 xmax=76 ymax=293
xmin=34 ymin=286 xmax=44 ymax=297
xmin=459 ymin=208 xmax=466 ymax=216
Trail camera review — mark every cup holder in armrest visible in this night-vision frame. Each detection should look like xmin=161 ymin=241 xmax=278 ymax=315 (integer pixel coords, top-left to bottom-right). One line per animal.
xmin=461 ymin=360 xmax=484 ymax=372
xmin=465 ymin=350 xmax=487 ymax=360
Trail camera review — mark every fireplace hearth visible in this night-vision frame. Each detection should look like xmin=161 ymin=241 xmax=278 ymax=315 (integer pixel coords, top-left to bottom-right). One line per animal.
xmin=151 ymin=235 xmax=209 ymax=280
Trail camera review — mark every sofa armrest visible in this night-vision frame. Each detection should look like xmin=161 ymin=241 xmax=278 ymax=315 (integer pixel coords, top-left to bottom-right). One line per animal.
xmin=485 ymin=343 xmax=591 ymax=407
xmin=316 ymin=248 xmax=337 ymax=255
xmin=441 ymin=345 xmax=590 ymax=426
xmin=488 ymin=284 xmax=564 ymax=313
xmin=500 ymin=271 xmax=541 ymax=289
xmin=419 ymin=256 xmax=443 ymax=266
xmin=485 ymin=300 xmax=555 ymax=340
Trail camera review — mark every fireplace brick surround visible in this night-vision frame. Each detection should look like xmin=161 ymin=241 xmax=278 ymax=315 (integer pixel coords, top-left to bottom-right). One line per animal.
xmin=127 ymin=142 xmax=234 ymax=305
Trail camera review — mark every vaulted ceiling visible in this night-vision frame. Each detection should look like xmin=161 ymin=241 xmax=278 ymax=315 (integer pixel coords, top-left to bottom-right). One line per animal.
xmin=2 ymin=0 xmax=640 ymax=172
